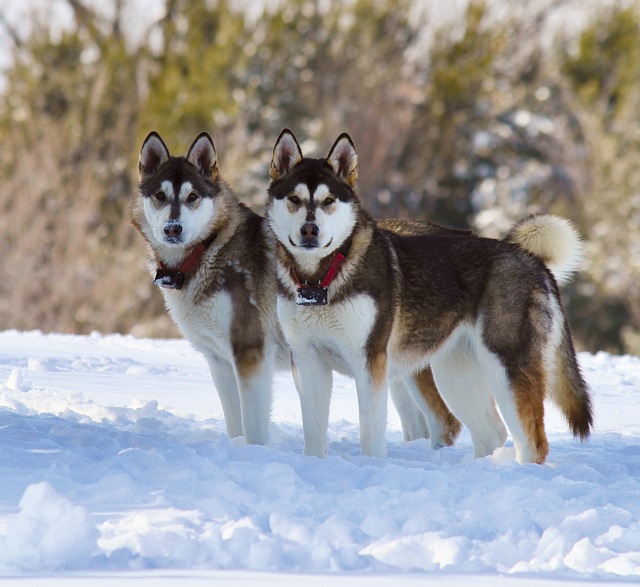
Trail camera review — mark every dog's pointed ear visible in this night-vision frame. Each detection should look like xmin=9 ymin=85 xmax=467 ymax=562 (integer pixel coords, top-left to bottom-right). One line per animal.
xmin=186 ymin=132 xmax=218 ymax=180
xmin=327 ymin=133 xmax=358 ymax=187
xmin=270 ymin=129 xmax=303 ymax=181
xmin=139 ymin=132 xmax=170 ymax=180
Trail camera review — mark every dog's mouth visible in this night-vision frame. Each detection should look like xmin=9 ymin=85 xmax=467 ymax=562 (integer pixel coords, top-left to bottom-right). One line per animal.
xmin=163 ymin=236 xmax=184 ymax=245
xmin=289 ymin=237 xmax=333 ymax=250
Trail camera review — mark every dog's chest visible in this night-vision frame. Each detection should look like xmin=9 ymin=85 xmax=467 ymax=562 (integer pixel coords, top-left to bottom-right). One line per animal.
xmin=164 ymin=288 xmax=234 ymax=359
xmin=277 ymin=293 xmax=377 ymax=366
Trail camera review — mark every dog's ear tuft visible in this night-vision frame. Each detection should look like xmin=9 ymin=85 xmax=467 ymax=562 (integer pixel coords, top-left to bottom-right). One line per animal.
xmin=186 ymin=132 xmax=218 ymax=180
xmin=139 ymin=132 xmax=170 ymax=180
xmin=270 ymin=129 xmax=303 ymax=181
xmin=327 ymin=133 xmax=358 ymax=187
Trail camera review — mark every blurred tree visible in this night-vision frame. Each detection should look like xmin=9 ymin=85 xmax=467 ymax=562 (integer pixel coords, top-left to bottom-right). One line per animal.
xmin=239 ymin=0 xmax=420 ymax=201
xmin=559 ymin=5 xmax=640 ymax=353
xmin=0 ymin=1 xmax=171 ymax=335
xmin=395 ymin=1 xmax=507 ymax=226
xmin=138 ymin=0 xmax=247 ymax=152
xmin=0 ymin=0 xmax=637 ymax=353
xmin=392 ymin=2 xmax=584 ymax=230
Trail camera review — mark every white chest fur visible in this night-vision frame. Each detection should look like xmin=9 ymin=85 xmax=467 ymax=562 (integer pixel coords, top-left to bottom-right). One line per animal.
xmin=163 ymin=288 xmax=234 ymax=361
xmin=277 ymin=293 xmax=377 ymax=373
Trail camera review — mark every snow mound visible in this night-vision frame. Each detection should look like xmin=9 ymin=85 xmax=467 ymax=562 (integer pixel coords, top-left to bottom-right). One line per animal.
xmin=1 ymin=482 xmax=98 ymax=570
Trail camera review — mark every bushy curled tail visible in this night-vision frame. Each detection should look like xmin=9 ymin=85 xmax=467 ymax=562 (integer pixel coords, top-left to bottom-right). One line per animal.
xmin=505 ymin=214 xmax=583 ymax=285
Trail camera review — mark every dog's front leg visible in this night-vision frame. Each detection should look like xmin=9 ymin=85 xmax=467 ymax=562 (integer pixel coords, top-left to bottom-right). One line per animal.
xmin=204 ymin=354 xmax=243 ymax=439
xmin=354 ymin=352 xmax=388 ymax=458
xmin=234 ymin=346 xmax=274 ymax=445
xmin=291 ymin=350 xmax=333 ymax=458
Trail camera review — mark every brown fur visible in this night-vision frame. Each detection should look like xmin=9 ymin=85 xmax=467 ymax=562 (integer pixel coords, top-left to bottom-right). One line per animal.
xmin=413 ymin=368 xmax=462 ymax=447
xmin=513 ymin=364 xmax=549 ymax=464
xmin=369 ymin=351 xmax=388 ymax=391
xmin=377 ymin=218 xmax=472 ymax=238
xmin=556 ymin=321 xmax=593 ymax=439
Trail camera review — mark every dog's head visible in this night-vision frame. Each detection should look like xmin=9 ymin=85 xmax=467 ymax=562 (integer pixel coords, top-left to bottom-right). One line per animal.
xmin=133 ymin=132 xmax=221 ymax=248
xmin=266 ymin=129 xmax=360 ymax=262
xmin=267 ymin=129 xmax=359 ymax=260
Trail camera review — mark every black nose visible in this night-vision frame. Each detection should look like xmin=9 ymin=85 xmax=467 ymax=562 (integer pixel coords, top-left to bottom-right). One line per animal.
xmin=300 ymin=222 xmax=319 ymax=241
xmin=164 ymin=221 xmax=183 ymax=238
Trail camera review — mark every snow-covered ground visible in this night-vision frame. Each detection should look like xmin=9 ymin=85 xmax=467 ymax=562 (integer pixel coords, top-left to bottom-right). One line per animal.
xmin=0 ymin=330 xmax=638 ymax=586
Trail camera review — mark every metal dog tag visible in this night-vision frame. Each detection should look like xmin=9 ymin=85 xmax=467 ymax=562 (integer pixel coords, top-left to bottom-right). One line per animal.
xmin=296 ymin=286 xmax=328 ymax=306
xmin=154 ymin=268 xmax=185 ymax=290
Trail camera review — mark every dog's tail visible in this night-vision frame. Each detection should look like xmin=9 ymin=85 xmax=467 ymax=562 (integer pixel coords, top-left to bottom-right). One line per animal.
xmin=505 ymin=214 xmax=583 ymax=285
xmin=550 ymin=320 xmax=594 ymax=440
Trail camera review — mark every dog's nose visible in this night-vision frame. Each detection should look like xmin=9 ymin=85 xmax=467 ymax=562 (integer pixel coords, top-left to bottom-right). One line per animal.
xmin=164 ymin=221 xmax=183 ymax=239
xmin=300 ymin=222 xmax=319 ymax=241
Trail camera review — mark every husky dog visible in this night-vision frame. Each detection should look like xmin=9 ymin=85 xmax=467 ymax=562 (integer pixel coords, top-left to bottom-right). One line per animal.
xmin=132 ymin=131 xmax=462 ymax=448
xmin=266 ymin=129 xmax=593 ymax=463
xmin=132 ymin=131 xmax=288 ymax=444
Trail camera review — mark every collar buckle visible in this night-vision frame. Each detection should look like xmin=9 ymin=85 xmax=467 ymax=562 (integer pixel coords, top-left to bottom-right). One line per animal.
xmin=294 ymin=251 xmax=346 ymax=306
xmin=154 ymin=239 xmax=212 ymax=291
xmin=154 ymin=268 xmax=185 ymax=290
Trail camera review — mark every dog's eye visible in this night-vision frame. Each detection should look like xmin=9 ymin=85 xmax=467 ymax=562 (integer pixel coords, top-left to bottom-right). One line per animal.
xmin=153 ymin=190 xmax=167 ymax=203
xmin=287 ymin=194 xmax=301 ymax=206
xmin=323 ymin=196 xmax=335 ymax=206
xmin=186 ymin=191 xmax=200 ymax=204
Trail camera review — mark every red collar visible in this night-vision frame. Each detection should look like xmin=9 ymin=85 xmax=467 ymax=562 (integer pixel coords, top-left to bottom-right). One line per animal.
xmin=159 ymin=242 xmax=208 ymax=274
xmin=291 ymin=245 xmax=349 ymax=306
xmin=154 ymin=238 xmax=213 ymax=290
xmin=292 ymin=251 xmax=346 ymax=289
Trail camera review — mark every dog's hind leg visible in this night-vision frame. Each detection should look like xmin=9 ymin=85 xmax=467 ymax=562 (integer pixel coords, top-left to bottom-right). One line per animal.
xmin=477 ymin=291 xmax=559 ymax=464
xmin=430 ymin=341 xmax=507 ymax=458
xmin=473 ymin=340 xmax=549 ymax=464
xmin=398 ymin=369 xmax=462 ymax=448
xmin=511 ymin=366 xmax=549 ymax=464
xmin=389 ymin=376 xmax=430 ymax=441
xmin=205 ymin=354 xmax=243 ymax=439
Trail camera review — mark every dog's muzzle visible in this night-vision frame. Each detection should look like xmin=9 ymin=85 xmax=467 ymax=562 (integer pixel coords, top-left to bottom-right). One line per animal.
xmin=299 ymin=222 xmax=319 ymax=248
xmin=163 ymin=220 xmax=183 ymax=243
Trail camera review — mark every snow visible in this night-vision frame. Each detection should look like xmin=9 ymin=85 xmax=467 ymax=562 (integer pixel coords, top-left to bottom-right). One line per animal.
xmin=0 ymin=330 xmax=638 ymax=586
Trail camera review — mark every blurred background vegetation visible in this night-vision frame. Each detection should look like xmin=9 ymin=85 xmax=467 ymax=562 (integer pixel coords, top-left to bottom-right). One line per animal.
xmin=0 ymin=0 xmax=639 ymax=354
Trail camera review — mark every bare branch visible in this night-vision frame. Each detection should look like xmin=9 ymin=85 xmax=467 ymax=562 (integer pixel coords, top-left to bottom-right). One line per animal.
xmin=113 ymin=0 xmax=123 ymax=40
xmin=65 ymin=0 xmax=106 ymax=49
xmin=0 ymin=12 xmax=23 ymax=49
